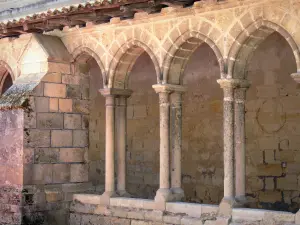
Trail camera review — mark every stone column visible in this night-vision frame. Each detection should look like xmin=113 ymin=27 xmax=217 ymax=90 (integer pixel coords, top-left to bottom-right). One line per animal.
xmin=170 ymin=91 xmax=185 ymax=201
xmin=217 ymin=79 xmax=237 ymax=216
xmin=234 ymin=82 xmax=249 ymax=206
xmin=116 ymin=91 xmax=132 ymax=197
xmin=152 ymin=84 xmax=186 ymax=204
xmin=100 ymin=89 xmax=116 ymax=198
xmin=153 ymin=85 xmax=172 ymax=203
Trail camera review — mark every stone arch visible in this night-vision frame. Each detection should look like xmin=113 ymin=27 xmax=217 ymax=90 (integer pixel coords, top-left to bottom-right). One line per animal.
xmin=72 ymin=46 xmax=107 ymax=86
xmin=107 ymin=39 xmax=161 ymax=89
xmin=162 ymin=30 xmax=225 ymax=84
xmin=227 ymin=19 xmax=300 ymax=79
xmin=0 ymin=60 xmax=14 ymax=95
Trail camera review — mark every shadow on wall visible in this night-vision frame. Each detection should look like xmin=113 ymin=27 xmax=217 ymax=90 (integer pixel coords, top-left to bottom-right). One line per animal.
xmin=181 ymin=43 xmax=223 ymax=204
xmin=126 ymin=52 xmax=160 ymax=199
xmin=246 ymin=32 xmax=299 ymax=213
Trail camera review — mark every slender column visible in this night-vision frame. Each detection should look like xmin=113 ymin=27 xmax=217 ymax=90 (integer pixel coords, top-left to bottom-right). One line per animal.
xmin=116 ymin=95 xmax=131 ymax=197
xmin=217 ymin=79 xmax=236 ymax=216
xmin=100 ymin=91 xmax=116 ymax=197
xmin=153 ymin=85 xmax=172 ymax=202
xmin=234 ymin=85 xmax=249 ymax=205
xmin=170 ymin=91 xmax=185 ymax=201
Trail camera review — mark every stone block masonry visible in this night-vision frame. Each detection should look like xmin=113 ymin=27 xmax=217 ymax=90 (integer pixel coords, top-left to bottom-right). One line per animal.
xmin=1 ymin=0 xmax=300 ymax=224
xmin=20 ymin=64 xmax=92 ymax=224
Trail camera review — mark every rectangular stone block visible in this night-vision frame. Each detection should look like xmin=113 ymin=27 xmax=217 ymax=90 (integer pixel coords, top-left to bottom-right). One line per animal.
xmin=48 ymin=62 xmax=71 ymax=74
xmin=30 ymin=164 xmax=53 ymax=184
xmin=73 ymin=100 xmax=89 ymax=114
xmin=181 ymin=216 xmax=203 ymax=225
xmin=51 ymin=130 xmax=72 ymax=147
xmin=70 ymin=164 xmax=88 ymax=182
xmin=73 ymin=130 xmax=88 ymax=147
xmin=45 ymin=190 xmax=62 ymax=202
xmin=277 ymin=175 xmax=298 ymax=190
xmin=42 ymin=73 xmax=62 ymax=83
xmin=166 ymin=202 xmax=202 ymax=218
xmin=53 ymin=164 xmax=70 ymax=183
xmin=59 ymin=148 xmax=85 ymax=163
xmin=62 ymin=75 xmax=81 ymax=85
xmin=35 ymin=148 xmax=59 ymax=163
xmin=59 ymin=99 xmax=73 ymax=112
xmin=37 ymin=113 xmax=63 ymax=129
xmin=232 ymin=208 xmax=265 ymax=222
xmin=25 ymin=129 xmax=51 ymax=148
xmin=49 ymin=98 xmax=59 ymax=112
xmin=44 ymin=83 xmax=66 ymax=98
xmin=259 ymin=191 xmax=282 ymax=203
xmin=67 ymin=85 xmax=81 ymax=99
xmin=110 ymin=198 xmax=156 ymax=210
xmin=35 ymin=97 xmax=49 ymax=112
xmin=257 ymin=164 xmax=282 ymax=176
xmin=64 ymin=114 xmax=81 ymax=129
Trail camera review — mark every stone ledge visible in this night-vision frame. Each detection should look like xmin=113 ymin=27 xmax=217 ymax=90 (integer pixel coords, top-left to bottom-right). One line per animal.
xmin=110 ymin=197 xmax=156 ymax=210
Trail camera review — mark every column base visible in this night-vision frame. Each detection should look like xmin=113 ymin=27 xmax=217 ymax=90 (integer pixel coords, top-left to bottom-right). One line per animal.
xmin=235 ymin=195 xmax=248 ymax=208
xmin=100 ymin=191 xmax=117 ymax=205
xmin=117 ymin=190 xmax=132 ymax=198
xmin=171 ymin=187 xmax=185 ymax=201
xmin=218 ymin=197 xmax=237 ymax=217
xmin=155 ymin=188 xmax=173 ymax=202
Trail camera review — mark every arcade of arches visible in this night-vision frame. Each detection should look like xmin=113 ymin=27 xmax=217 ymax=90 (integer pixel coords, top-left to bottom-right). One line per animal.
xmin=2 ymin=1 xmax=300 ymax=225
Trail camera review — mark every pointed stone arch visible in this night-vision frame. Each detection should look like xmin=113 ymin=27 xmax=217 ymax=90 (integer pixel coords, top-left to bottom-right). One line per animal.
xmin=107 ymin=39 xmax=161 ymax=89
xmin=162 ymin=30 xmax=225 ymax=84
xmin=72 ymin=46 xmax=107 ymax=87
xmin=227 ymin=19 xmax=300 ymax=79
xmin=0 ymin=60 xmax=14 ymax=95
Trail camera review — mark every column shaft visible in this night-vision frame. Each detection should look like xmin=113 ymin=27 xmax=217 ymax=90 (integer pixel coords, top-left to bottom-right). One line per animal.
xmin=234 ymin=88 xmax=247 ymax=202
xmin=222 ymin=86 xmax=235 ymax=199
xmin=105 ymin=95 xmax=116 ymax=195
xmin=116 ymin=96 xmax=127 ymax=194
xmin=159 ymin=91 xmax=171 ymax=189
xmin=170 ymin=92 xmax=184 ymax=199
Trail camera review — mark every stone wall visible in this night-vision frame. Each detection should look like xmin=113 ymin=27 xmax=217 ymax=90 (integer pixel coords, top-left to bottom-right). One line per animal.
xmin=126 ymin=53 xmax=160 ymax=199
xmin=22 ymin=62 xmax=91 ymax=224
xmin=86 ymin=58 xmax=105 ymax=191
xmin=0 ymin=109 xmax=24 ymax=225
xmin=181 ymin=44 xmax=223 ymax=204
xmin=245 ymin=32 xmax=299 ymax=212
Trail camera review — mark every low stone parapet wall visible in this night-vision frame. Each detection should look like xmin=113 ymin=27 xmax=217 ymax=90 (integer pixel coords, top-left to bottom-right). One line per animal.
xmin=70 ymin=194 xmax=299 ymax=225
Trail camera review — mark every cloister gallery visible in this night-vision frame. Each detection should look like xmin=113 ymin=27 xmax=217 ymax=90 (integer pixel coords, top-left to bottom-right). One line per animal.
xmin=1 ymin=0 xmax=300 ymax=224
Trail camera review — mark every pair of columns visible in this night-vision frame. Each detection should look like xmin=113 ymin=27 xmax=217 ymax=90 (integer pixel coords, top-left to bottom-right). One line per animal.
xmin=152 ymin=84 xmax=187 ymax=202
xmin=99 ymin=88 xmax=132 ymax=198
xmin=217 ymin=79 xmax=250 ymax=215
xmin=100 ymin=84 xmax=186 ymax=201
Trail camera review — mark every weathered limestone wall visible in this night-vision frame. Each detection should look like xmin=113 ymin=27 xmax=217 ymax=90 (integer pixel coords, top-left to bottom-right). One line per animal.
xmin=126 ymin=53 xmax=159 ymax=198
xmin=245 ymin=32 xmax=299 ymax=211
xmin=181 ymin=44 xmax=223 ymax=204
xmin=22 ymin=62 xmax=91 ymax=224
xmin=87 ymin=59 xmax=105 ymax=191
xmin=0 ymin=109 xmax=24 ymax=225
